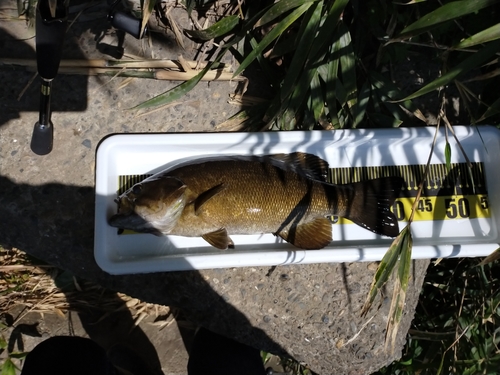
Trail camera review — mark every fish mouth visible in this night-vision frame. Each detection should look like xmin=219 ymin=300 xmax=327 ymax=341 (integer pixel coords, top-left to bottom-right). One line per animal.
xmin=108 ymin=213 xmax=163 ymax=235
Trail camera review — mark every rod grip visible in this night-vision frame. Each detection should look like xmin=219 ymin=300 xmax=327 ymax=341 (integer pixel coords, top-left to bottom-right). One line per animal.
xmin=36 ymin=0 xmax=68 ymax=79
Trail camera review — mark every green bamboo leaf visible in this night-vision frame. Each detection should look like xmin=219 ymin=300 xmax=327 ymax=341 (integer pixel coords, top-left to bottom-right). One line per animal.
xmin=324 ymin=38 xmax=342 ymax=126
xmin=369 ymin=71 xmax=422 ymax=116
xmin=453 ymin=23 xmax=500 ymax=50
xmin=368 ymin=112 xmax=403 ymax=127
xmin=185 ymin=0 xmax=195 ymax=16
xmin=256 ymin=0 xmax=316 ymax=27
xmin=0 ymin=335 xmax=6 ymax=349
xmin=185 ymin=15 xmax=240 ymax=41
xmin=248 ymin=37 xmax=279 ymax=87
xmin=1 ymin=358 xmax=16 ymax=375
xmin=397 ymin=0 xmax=498 ymax=40
xmin=310 ymin=70 xmax=324 ymax=121
xmin=338 ymin=22 xmax=357 ymax=110
xmin=385 ymin=226 xmax=412 ymax=352
xmin=397 ymin=40 xmax=500 ymax=102
xmin=445 ymin=142 xmax=452 ymax=172
xmin=397 ymin=227 xmax=413 ymax=288
xmin=335 ymin=79 xmax=348 ymax=108
xmin=394 ymin=0 xmax=426 ymax=4
xmin=266 ymin=32 xmax=298 ymax=59
xmin=352 ymin=81 xmax=370 ymax=127
xmin=260 ymin=1 xmax=322 ymax=128
xmin=282 ymin=68 xmax=316 ymax=129
xmin=279 ymin=0 xmax=323 ymax=101
xmin=361 ymin=226 xmax=408 ymax=316
xmin=233 ymin=3 xmax=312 ymax=77
xmin=308 ymin=0 xmax=350 ymax=62
xmin=9 ymin=352 xmax=29 ymax=359
xmin=132 ymin=63 xmax=213 ymax=110
xmin=477 ymin=96 xmax=500 ymax=122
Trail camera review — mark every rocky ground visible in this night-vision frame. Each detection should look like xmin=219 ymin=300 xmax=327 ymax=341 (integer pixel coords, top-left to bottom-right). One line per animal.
xmin=0 ymin=1 xmax=429 ymax=374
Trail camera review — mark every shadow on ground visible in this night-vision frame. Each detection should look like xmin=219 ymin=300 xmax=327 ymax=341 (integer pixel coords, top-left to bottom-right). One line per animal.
xmin=0 ymin=176 xmax=289 ymax=368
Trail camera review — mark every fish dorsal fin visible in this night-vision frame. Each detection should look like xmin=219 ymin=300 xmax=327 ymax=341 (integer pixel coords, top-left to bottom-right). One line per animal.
xmin=202 ymin=228 xmax=234 ymax=250
xmin=267 ymin=152 xmax=329 ymax=181
xmin=276 ymin=218 xmax=332 ymax=250
xmin=194 ymin=183 xmax=226 ymax=215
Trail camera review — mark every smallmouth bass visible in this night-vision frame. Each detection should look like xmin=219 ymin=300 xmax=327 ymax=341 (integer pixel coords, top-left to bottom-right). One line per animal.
xmin=109 ymin=153 xmax=403 ymax=250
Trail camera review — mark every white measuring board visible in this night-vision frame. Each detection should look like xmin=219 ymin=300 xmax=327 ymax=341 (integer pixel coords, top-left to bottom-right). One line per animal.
xmin=94 ymin=126 xmax=500 ymax=274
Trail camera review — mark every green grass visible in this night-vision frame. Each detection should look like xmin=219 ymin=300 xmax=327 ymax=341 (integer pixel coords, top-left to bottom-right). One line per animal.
xmin=136 ymin=0 xmax=500 ymax=131
xmin=374 ymin=257 xmax=500 ymax=375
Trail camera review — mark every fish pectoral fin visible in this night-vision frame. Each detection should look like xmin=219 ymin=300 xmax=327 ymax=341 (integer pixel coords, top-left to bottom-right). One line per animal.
xmin=194 ymin=183 xmax=226 ymax=216
xmin=276 ymin=218 xmax=332 ymax=250
xmin=202 ymin=228 xmax=234 ymax=250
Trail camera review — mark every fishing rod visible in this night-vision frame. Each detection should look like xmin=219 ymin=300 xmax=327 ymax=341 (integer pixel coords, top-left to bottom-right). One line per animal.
xmin=31 ymin=0 xmax=68 ymax=155
xmin=31 ymin=0 xmax=145 ymax=155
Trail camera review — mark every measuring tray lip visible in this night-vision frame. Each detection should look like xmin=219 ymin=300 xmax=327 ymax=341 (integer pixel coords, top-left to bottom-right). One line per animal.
xmin=94 ymin=126 xmax=500 ymax=275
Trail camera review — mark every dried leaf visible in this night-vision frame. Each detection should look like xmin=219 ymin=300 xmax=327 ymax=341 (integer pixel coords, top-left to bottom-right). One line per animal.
xmin=141 ymin=0 xmax=157 ymax=38
xmin=166 ymin=8 xmax=185 ymax=49
xmin=361 ymin=225 xmax=411 ymax=316
xmin=478 ymin=247 xmax=500 ymax=266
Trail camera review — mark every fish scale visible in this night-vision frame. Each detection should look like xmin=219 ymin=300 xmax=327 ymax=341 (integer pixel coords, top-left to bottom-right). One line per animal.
xmin=168 ymin=159 xmax=330 ymax=235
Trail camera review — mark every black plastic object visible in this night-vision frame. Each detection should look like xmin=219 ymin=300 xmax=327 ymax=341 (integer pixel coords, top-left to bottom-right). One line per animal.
xmin=108 ymin=10 xmax=143 ymax=39
xmin=35 ymin=0 xmax=68 ymax=80
xmin=107 ymin=0 xmax=145 ymax=39
xmin=31 ymin=0 xmax=68 ymax=155
xmin=31 ymin=79 xmax=54 ymax=155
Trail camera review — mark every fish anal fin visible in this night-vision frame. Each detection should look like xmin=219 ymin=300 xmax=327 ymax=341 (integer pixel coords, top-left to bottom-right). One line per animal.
xmin=202 ymin=228 xmax=234 ymax=250
xmin=277 ymin=218 xmax=332 ymax=250
xmin=194 ymin=183 xmax=226 ymax=215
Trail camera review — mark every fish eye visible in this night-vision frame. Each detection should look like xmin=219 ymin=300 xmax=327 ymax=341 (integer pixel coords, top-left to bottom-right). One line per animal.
xmin=132 ymin=184 xmax=143 ymax=195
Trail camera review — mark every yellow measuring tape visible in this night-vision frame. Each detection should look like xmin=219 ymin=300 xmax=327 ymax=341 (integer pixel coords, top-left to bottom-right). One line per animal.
xmin=327 ymin=162 xmax=490 ymax=223
xmin=117 ymin=162 xmax=490 ymax=225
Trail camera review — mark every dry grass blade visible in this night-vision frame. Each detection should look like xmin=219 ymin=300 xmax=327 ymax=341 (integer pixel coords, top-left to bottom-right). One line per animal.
xmin=0 ymin=58 xmax=231 ymax=72
xmin=166 ymin=6 xmax=185 ymax=49
xmin=361 ymin=226 xmax=410 ymax=317
xmin=48 ymin=0 xmax=57 ymax=18
xmin=363 ymin=121 xmax=443 ymax=350
xmin=385 ymin=226 xmax=413 ymax=353
xmin=141 ymin=0 xmax=156 ymax=38
xmin=477 ymin=247 xmax=500 ymax=266
xmin=0 ymin=247 xmax=171 ymax=329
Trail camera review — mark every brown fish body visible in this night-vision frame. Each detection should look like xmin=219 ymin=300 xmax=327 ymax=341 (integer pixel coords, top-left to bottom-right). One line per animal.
xmin=109 ymin=153 xmax=403 ymax=250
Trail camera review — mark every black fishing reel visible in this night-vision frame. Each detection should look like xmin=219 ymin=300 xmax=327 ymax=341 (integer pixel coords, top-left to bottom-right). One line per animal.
xmin=107 ymin=0 xmax=146 ymax=39
xmin=31 ymin=0 xmax=147 ymax=155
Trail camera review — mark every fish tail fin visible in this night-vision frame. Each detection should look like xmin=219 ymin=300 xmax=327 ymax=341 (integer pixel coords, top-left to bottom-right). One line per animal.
xmin=336 ymin=177 xmax=403 ymax=237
